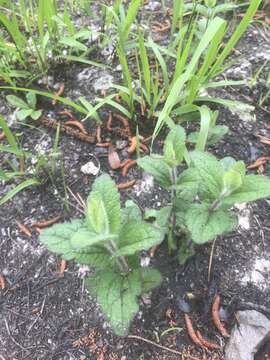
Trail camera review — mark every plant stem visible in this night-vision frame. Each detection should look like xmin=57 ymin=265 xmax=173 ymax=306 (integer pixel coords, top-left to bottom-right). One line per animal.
xmin=209 ymin=190 xmax=227 ymax=212
xmin=168 ymin=167 xmax=178 ymax=253
xmin=107 ymin=240 xmax=130 ymax=274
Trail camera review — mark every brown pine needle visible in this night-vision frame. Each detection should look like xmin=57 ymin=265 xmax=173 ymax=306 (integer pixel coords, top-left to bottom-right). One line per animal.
xmin=16 ymin=221 xmax=32 ymax=238
xmin=59 ymin=259 xmax=67 ymax=274
xmin=32 ymin=215 xmax=61 ymax=228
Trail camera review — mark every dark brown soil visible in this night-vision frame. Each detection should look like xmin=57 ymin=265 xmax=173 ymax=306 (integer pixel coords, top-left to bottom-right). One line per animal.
xmin=1 ymin=3 xmax=270 ymax=360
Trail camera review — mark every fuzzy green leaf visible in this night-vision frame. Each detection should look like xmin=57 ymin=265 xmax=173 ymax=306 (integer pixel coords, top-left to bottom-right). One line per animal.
xmin=31 ymin=110 xmax=42 ymax=120
xmin=39 ymin=220 xmax=113 ymax=268
xmin=223 ymin=175 xmax=270 ymax=206
xmin=144 ymin=206 xmax=171 ymax=241
xmin=70 ymin=228 xmax=115 ymax=250
xmin=87 ymin=195 xmax=110 ymax=234
xmin=223 ymin=170 xmax=243 ymax=195
xmin=163 ymin=126 xmax=186 ymax=167
xmin=26 ymin=92 xmax=37 ymax=109
xmin=39 ymin=220 xmax=83 ymax=259
xmin=6 ymin=95 xmax=29 ymax=109
xmin=140 ymin=268 xmax=162 ymax=293
xmin=74 ymin=246 xmax=114 ymax=269
xmin=86 ymin=175 xmax=121 ymax=234
xmin=188 ymin=125 xmax=228 ymax=145
xmin=185 ymin=203 xmax=236 ymax=243
xmin=17 ymin=109 xmax=33 ymax=121
xmin=121 ymin=200 xmax=142 ymax=224
xmin=190 ymin=151 xmax=224 ymax=200
xmin=176 ymin=168 xmax=199 ymax=201
xmin=137 ymin=155 xmax=172 ymax=188
xmin=117 ymin=221 xmax=162 ymax=256
xmin=86 ymin=268 xmax=161 ymax=336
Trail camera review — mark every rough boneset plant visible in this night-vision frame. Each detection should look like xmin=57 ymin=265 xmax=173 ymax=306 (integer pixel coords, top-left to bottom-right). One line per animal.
xmin=138 ymin=125 xmax=270 ymax=263
xmin=39 ymin=174 xmax=162 ymax=336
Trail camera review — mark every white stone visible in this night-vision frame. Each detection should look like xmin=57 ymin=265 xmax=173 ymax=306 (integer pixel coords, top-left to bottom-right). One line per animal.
xmin=80 ymin=161 xmax=99 ymax=175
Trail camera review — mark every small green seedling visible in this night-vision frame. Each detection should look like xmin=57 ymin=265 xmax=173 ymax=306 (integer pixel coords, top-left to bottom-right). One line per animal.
xmin=39 ymin=174 xmax=162 ymax=336
xmin=138 ymin=125 xmax=270 ymax=262
xmin=6 ymin=92 xmax=42 ymax=121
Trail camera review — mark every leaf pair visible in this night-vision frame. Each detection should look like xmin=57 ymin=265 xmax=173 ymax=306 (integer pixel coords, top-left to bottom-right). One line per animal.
xmin=138 ymin=125 xmax=186 ymax=188
xmin=6 ymin=92 xmax=42 ymax=121
xmin=184 ymin=152 xmax=270 ymax=243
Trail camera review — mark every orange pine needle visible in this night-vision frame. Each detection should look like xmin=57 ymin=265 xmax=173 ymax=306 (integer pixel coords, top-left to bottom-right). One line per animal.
xmin=107 ymin=112 xmax=113 ymax=131
xmin=122 ymin=160 xmax=137 ymax=177
xmin=114 ymin=114 xmax=131 ymax=136
xmin=212 ymin=295 xmax=230 ymax=338
xmin=196 ymin=330 xmax=221 ymax=350
xmin=0 ymin=274 xmax=5 ymax=290
xmin=53 ymin=83 xmax=65 ymax=104
xmin=96 ymin=142 xmax=112 ymax=148
xmin=65 ymin=120 xmax=87 ymax=134
xmin=58 ymin=110 xmax=73 ymax=119
xmin=128 ymin=137 xmax=137 ymax=154
xmin=59 ymin=259 xmax=67 ymax=274
xmin=261 ymin=138 xmax=270 ymax=145
xmin=35 ymin=227 xmax=42 ymax=235
xmin=120 ymin=159 xmax=133 ymax=168
xmin=16 ymin=221 xmax=32 ymax=238
xmin=32 ymin=215 xmax=61 ymax=228
xmin=96 ymin=125 xmax=102 ymax=143
xmin=258 ymin=164 xmax=265 ymax=174
xmin=117 ymin=180 xmax=136 ymax=190
xmin=247 ymin=156 xmax=269 ymax=169
xmin=184 ymin=314 xmax=205 ymax=349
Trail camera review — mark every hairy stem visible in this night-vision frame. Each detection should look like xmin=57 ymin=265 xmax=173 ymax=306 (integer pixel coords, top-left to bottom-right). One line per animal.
xmin=107 ymin=240 xmax=130 ymax=274
xmin=209 ymin=190 xmax=228 ymax=212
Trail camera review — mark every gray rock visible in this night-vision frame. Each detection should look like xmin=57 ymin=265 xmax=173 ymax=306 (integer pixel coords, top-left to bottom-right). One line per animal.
xmin=225 ymin=310 xmax=270 ymax=360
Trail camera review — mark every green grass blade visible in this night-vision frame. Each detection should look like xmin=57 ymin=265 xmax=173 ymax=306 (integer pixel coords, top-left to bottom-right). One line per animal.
xmin=0 ymin=178 xmax=40 ymax=206
xmin=153 ymin=17 xmax=226 ymax=141
xmin=148 ymin=37 xmax=169 ymax=88
xmin=61 ymin=55 xmax=108 ymax=69
xmin=195 ymin=106 xmax=211 ymax=152
xmin=139 ymin=31 xmax=151 ymax=103
xmin=122 ymin=0 xmax=141 ymax=42
xmin=0 ymin=115 xmax=18 ymax=148
xmin=208 ymin=0 xmax=261 ymax=78
xmin=195 ymin=96 xmax=247 ymax=109
xmin=204 ymin=80 xmax=245 ymax=88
